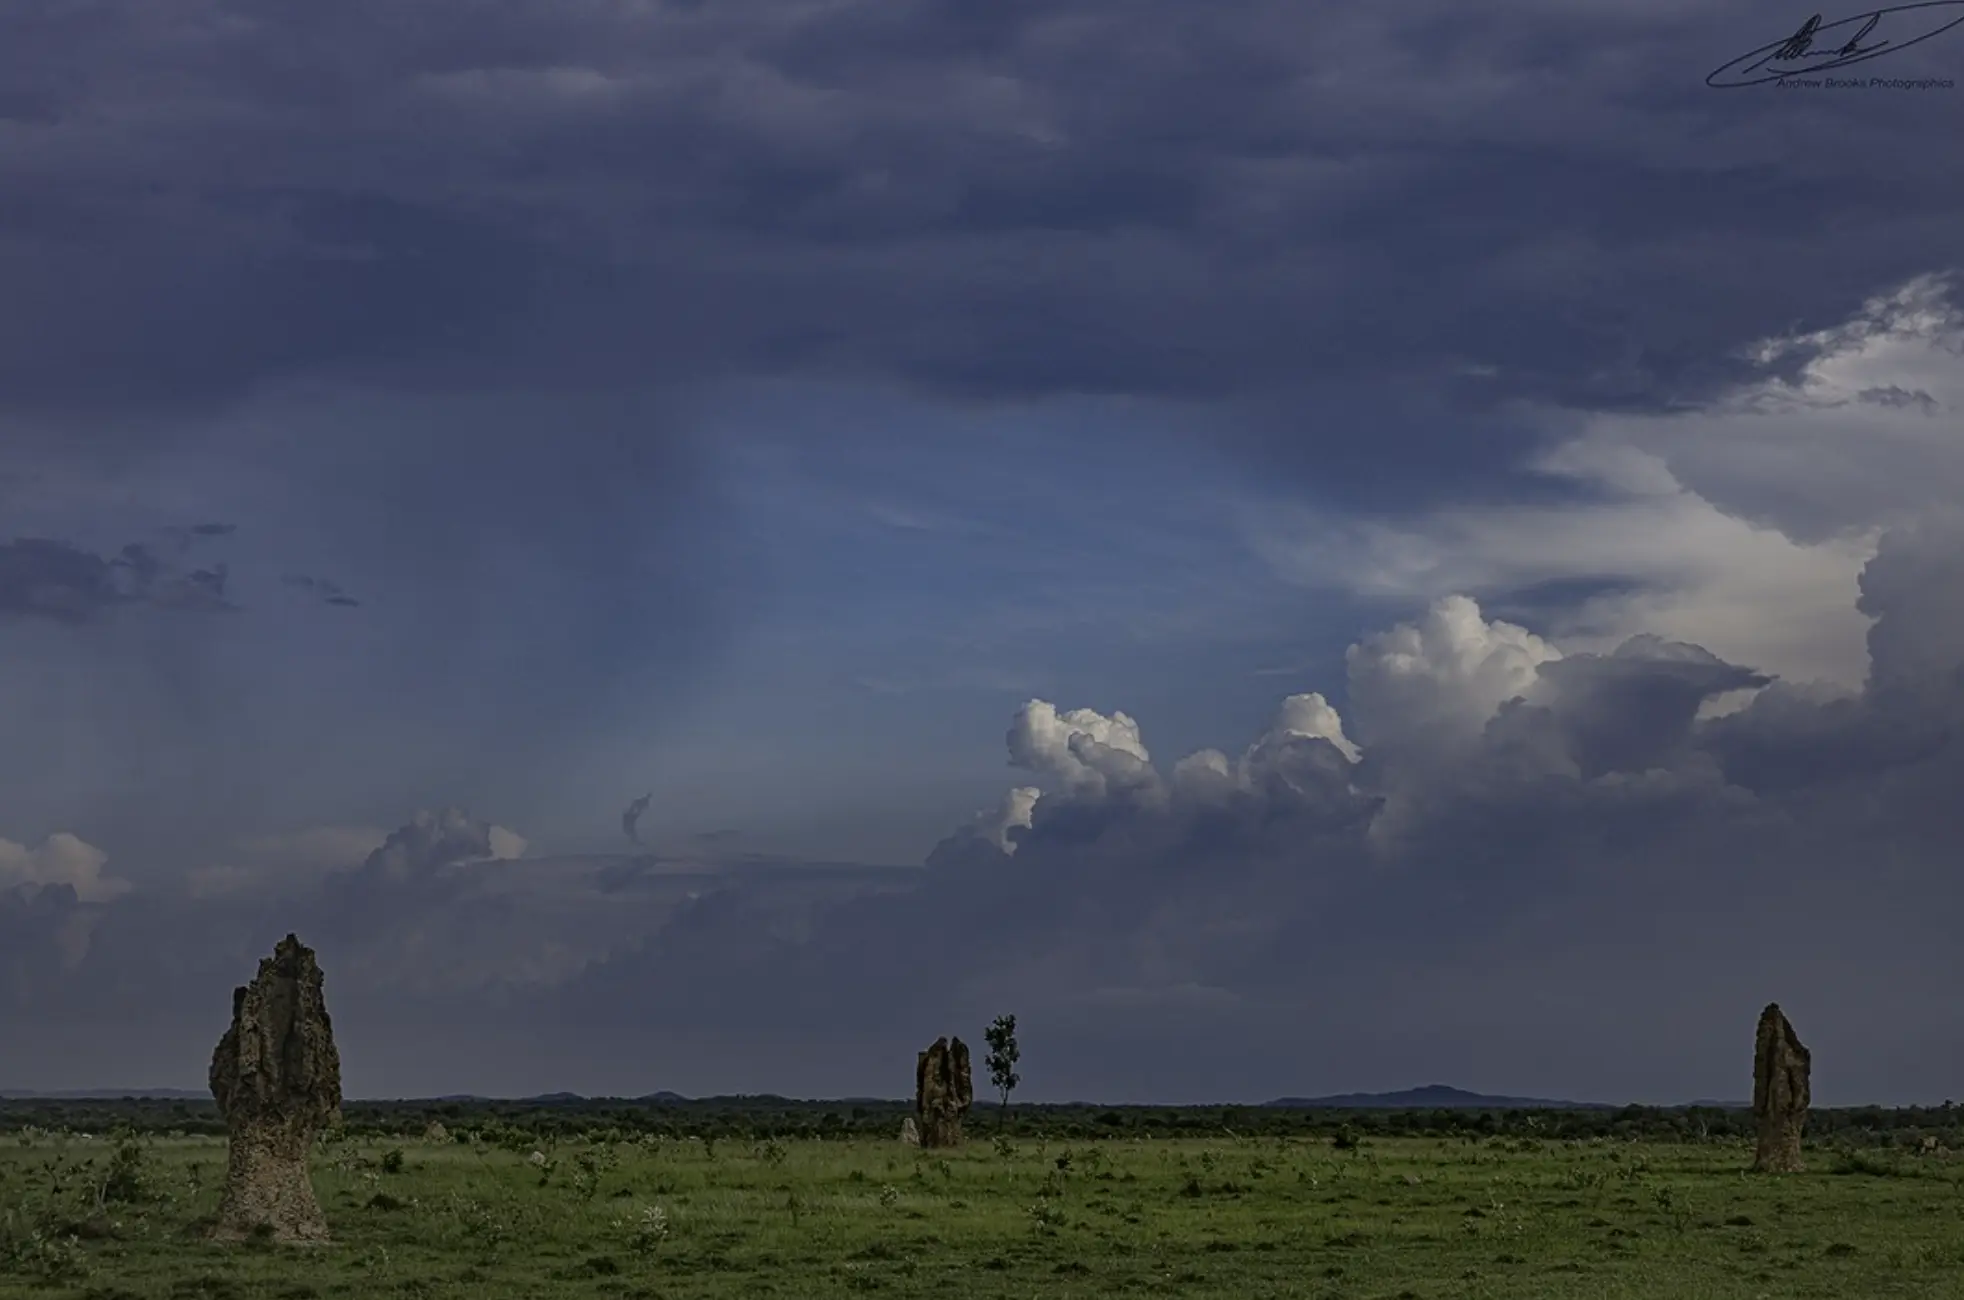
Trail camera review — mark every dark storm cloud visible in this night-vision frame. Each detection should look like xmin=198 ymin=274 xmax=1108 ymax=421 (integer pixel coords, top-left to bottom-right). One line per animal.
xmin=0 ymin=536 xmax=236 ymax=623
xmin=1486 ymin=635 xmax=1771 ymax=782
xmin=530 ymin=516 xmax=1964 ymax=1084
xmin=4 ymin=1 xmax=1956 ymax=465
xmin=5 ymin=1 xmax=1964 ymax=1099
xmin=1701 ymin=679 xmax=1954 ymax=796
xmin=6 ymin=517 xmax=1964 ymax=1097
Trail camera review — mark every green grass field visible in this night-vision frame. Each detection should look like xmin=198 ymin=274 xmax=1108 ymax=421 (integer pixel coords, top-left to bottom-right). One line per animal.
xmin=4 ymin=1127 xmax=1963 ymax=1299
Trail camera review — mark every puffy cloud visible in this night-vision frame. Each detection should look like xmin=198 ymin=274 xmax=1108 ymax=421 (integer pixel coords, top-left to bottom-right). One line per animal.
xmin=994 ymin=688 xmax=1370 ymax=831
xmin=346 ymin=807 xmax=524 ymax=887
xmin=972 ymin=785 xmax=1040 ymax=854
xmin=1345 ymin=595 xmax=1560 ymax=757
xmin=189 ymin=808 xmax=543 ymax=998
xmin=178 ymin=814 xmax=522 ymax=904
xmin=0 ymin=832 xmax=130 ymax=903
xmin=487 ymin=825 xmax=530 ymax=860
xmin=1006 ymin=699 xmax=1158 ymax=800
xmin=910 ymin=519 xmax=1960 ymax=1029
xmin=960 ymin=595 xmax=1769 ymax=885
xmin=1168 ymin=748 xmax=1237 ymax=800
xmin=1246 ymin=451 xmax=1873 ymax=692
xmin=1858 ymin=511 xmax=1964 ymax=695
xmin=288 ymin=810 xmax=532 ymax=972
xmin=1251 ymin=692 xmax=1359 ymax=763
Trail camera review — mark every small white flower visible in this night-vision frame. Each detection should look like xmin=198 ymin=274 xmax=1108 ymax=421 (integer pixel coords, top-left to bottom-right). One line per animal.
xmin=615 ymin=1203 xmax=669 ymax=1255
xmin=527 ymin=1150 xmax=548 ymax=1167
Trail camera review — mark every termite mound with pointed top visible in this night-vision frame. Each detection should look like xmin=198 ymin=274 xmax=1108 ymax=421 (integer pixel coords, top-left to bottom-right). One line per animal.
xmin=208 ymin=933 xmax=343 ymax=1243
xmin=1752 ymin=1002 xmax=1811 ymax=1173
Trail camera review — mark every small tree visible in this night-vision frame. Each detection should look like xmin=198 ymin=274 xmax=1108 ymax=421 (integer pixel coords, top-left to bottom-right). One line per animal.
xmin=984 ymin=1014 xmax=1021 ymax=1128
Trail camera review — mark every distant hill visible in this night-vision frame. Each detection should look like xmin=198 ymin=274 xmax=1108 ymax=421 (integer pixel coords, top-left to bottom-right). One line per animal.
xmin=1264 ymin=1084 xmax=1615 ymax=1111
xmin=512 ymin=1091 xmax=692 ymax=1103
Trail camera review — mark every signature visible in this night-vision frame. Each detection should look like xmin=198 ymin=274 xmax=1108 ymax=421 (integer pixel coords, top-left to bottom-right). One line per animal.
xmin=1707 ymin=1 xmax=1964 ymax=86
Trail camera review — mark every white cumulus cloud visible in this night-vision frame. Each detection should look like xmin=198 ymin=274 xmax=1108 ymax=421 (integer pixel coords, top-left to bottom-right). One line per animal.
xmin=1006 ymin=699 xmax=1157 ymax=798
xmin=1253 ymin=692 xmax=1360 ymax=763
xmin=0 ymin=832 xmax=130 ymax=903
xmin=1345 ymin=595 xmax=1560 ymax=757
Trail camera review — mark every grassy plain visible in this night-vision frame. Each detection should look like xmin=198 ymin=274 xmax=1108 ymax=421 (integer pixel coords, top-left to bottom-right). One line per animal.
xmin=4 ymin=1126 xmax=1964 ymax=1300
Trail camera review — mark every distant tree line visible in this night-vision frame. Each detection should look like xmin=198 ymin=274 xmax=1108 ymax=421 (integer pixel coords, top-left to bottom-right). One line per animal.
xmin=4 ymin=1096 xmax=1963 ymax=1150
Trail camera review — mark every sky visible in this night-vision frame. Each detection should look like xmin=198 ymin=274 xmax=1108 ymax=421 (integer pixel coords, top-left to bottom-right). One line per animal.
xmin=3 ymin=0 xmax=1964 ymax=1106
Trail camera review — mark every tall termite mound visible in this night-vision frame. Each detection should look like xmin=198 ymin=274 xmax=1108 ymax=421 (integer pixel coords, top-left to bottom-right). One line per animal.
xmin=208 ymin=933 xmax=343 ymax=1242
xmin=1752 ymin=1001 xmax=1811 ymax=1173
xmin=915 ymin=1036 xmax=973 ymax=1148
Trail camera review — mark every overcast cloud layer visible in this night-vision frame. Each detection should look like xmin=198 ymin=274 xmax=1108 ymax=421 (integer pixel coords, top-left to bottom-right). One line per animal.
xmin=3 ymin=0 xmax=1962 ymax=1104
